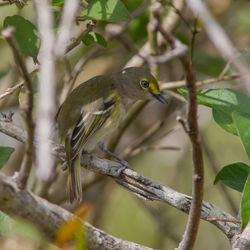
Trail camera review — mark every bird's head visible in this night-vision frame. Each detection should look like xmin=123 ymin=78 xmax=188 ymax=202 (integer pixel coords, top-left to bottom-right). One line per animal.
xmin=117 ymin=67 xmax=167 ymax=104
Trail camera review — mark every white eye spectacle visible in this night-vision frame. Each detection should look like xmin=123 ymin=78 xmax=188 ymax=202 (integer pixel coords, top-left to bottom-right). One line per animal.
xmin=140 ymin=80 xmax=149 ymax=88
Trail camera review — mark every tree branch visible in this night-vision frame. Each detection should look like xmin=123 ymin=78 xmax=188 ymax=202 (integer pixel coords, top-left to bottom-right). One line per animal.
xmin=0 ymin=174 xmax=153 ymax=250
xmin=232 ymin=221 xmax=250 ymax=250
xmin=0 ymin=120 xmax=241 ymax=242
xmin=1 ymin=27 xmax=34 ymax=189
xmin=152 ymin=9 xmax=204 ymax=249
xmin=54 ymin=0 xmax=80 ymax=58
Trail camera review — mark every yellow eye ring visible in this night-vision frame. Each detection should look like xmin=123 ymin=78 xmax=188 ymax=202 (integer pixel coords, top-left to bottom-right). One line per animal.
xmin=140 ymin=80 xmax=149 ymax=88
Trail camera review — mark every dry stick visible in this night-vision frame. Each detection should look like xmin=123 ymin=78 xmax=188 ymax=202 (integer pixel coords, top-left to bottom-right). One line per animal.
xmin=2 ymin=27 xmax=34 ymax=189
xmin=161 ymin=74 xmax=240 ymax=90
xmin=201 ymin=133 xmax=238 ymax=215
xmin=154 ymin=12 xmax=204 ymax=250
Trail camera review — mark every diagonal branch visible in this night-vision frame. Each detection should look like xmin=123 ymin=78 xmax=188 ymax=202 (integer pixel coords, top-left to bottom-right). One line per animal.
xmin=0 ymin=120 xmax=241 ymax=242
xmin=0 ymin=174 xmax=153 ymax=250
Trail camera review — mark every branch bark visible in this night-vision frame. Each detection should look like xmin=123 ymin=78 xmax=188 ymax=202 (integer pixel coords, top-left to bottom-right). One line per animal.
xmin=1 ymin=27 xmax=34 ymax=189
xmin=33 ymin=0 xmax=56 ymax=181
xmin=0 ymin=120 xmax=241 ymax=242
xmin=0 ymin=174 xmax=153 ymax=250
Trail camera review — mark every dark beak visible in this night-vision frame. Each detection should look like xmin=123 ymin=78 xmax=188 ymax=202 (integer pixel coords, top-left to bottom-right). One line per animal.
xmin=152 ymin=93 xmax=168 ymax=104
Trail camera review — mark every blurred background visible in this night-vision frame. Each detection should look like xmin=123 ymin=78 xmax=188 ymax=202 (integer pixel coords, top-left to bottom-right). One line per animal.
xmin=0 ymin=0 xmax=249 ymax=249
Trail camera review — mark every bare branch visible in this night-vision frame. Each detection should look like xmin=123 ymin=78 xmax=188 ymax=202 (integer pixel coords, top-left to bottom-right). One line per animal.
xmin=0 ymin=120 xmax=241 ymax=241
xmin=126 ymin=0 xmax=184 ymax=67
xmin=54 ymin=0 xmax=80 ymax=58
xmin=33 ymin=0 xmax=56 ymax=181
xmin=0 ymin=174 xmax=153 ymax=250
xmin=1 ymin=27 xmax=34 ymax=189
xmin=80 ymin=154 xmax=239 ymax=240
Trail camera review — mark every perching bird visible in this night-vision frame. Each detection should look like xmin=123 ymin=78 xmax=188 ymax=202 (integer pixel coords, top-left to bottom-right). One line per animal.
xmin=56 ymin=67 xmax=167 ymax=203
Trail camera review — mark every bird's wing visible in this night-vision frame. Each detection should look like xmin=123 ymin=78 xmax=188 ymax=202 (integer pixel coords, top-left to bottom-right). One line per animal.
xmin=66 ymin=96 xmax=116 ymax=161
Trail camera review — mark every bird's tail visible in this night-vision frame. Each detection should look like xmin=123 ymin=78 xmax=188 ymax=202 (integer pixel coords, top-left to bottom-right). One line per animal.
xmin=67 ymin=157 xmax=83 ymax=203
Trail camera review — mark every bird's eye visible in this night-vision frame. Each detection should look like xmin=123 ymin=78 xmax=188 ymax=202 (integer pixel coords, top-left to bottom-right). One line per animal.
xmin=140 ymin=80 xmax=149 ymax=88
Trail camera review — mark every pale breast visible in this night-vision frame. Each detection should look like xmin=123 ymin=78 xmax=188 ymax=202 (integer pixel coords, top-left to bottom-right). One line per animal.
xmin=83 ymin=102 xmax=126 ymax=151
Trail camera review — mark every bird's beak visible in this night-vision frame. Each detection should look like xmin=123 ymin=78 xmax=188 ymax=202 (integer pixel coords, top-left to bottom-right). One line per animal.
xmin=152 ymin=93 xmax=168 ymax=104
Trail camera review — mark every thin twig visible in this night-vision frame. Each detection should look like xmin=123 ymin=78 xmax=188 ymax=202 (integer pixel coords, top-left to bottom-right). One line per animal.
xmin=208 ymin=218 xmax=241 ymax=224
xmin=0 ymin=81 xmax=24 ymax=101
xmin=0 ymin=69 xmax=38 ymax=102
xmin=153 ymin=11 xmax=204 ymax=249
xmin=126 ymin=0 xmax=184 ymax=68
xmin=2 ymin=27 xmax=34 ymax=189
xmin=161 ymin=73 xmax=240 ymax=90
xmin=166 ymin=0 xmax=193 ymax=32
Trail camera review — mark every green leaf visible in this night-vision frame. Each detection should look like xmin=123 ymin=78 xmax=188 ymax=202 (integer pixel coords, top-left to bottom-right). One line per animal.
xmin=241 ymin=174 xmax=250 ymax=230
xmin=214 ymin=162 xmax=250 ymax=192
xmin=0 ymin=147 xmax=15 ymax=169
xmin=82 ymin=0 xmax=130 ymax=22
xmin=3 ymin=15 xmax=40 ymax=58
xmin=81 ymin=32 xmax=107 ymax=47
xmin=178 ymin=88 xmax=250 ymax=135
xmin=232 ymin=111 xmax=250 ymax=159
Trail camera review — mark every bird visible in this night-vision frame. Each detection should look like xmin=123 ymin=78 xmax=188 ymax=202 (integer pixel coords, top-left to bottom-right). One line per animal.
xmin=56 ymin=67 xmax=167 ymax=203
